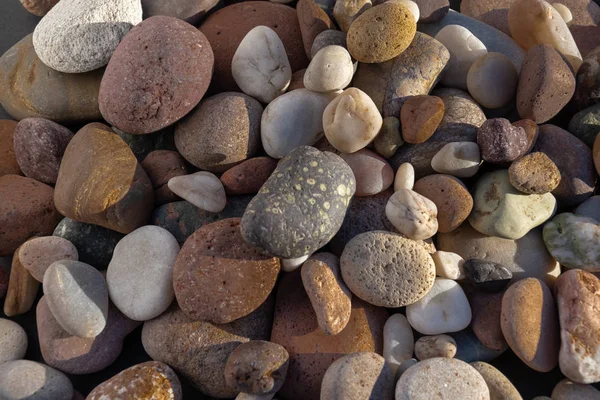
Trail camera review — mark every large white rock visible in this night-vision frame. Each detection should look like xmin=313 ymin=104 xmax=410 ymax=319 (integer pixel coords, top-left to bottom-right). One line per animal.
xmin=32 ymin=0 xmax=142 ymax=73
xmin=383 ymin=313 xmax=414 ymax=374
xmin=304 ymin=45 xmax=354 ymax=92
xmin=168 ymin=171 xmax=227 ymax=213
xmin=431 ymin=142 xmax=481 ymax=178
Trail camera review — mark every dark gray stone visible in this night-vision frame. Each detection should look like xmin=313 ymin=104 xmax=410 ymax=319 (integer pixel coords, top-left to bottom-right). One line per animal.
xmin=464 ymin=259 xmax=513 ymax=292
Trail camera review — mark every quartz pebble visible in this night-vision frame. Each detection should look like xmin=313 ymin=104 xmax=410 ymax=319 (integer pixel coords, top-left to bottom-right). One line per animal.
xmin=467 ymin=52 xmax=519 ymax=109
xmin=168 ymin=172 xmax=227 ymax=213
xmin=394 ymin=162 xmax=415 ymax=191
xmin=464 ymin=259 xmax=513 ymax=292
xmin=432 ymin=251 xmax=466 ymax=280
xmin=401 ymin=95 xmax=445 ymax=144
xmin=0 ymin=319 xmax=28 ymax=364
xmin=431 ymin=142 xmax=481 ymax=178
xmin=340 ymin=149 xmax=394 ymax=196
xmin=415 ymin=334 xmax=457 ymax=361
xmin=375 ymin=117 xmax=403 ymax=159
xmin=304 ymin=45 xmax=353 ymax=92
xmin=508 ymin=152 xmax=561 ymax=194
xmin=17 ymin=236 xmax=78 ymax=282
xmin=477 ymin=118 xmax=528 ymax=164
xmin=0 ymin=360 xmax=74 ymax=400
xmin=385 ymin=189 xmax=439 ymax=240
xmin=383 ymin=314 xmax=414 ymax=374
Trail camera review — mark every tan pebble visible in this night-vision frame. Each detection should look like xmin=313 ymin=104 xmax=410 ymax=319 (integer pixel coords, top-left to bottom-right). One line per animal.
xmin=508 ymin=152 xmax=561 ymax=194
xmin=414 ymin=334 xmax=457 ymax=360
xmin=467 ymin=52 xmax=518 ymax=109
xmin=394 ymin=162 xmax=415 ymax=191
xmin=304 ymin=45 xmax=353 ymax=92
xmin=432 ymin=251 xmax=465 ymax=280
xmin=385 ymin=189 xmax=438 ymax=240
xmin=401 ymin=95 xmax=444 ymax=144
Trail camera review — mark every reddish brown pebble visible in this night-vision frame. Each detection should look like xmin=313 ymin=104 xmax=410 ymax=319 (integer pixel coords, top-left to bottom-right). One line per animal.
xmin=477 ymin=118 xmax=529 ymax=164
xmin=340 ymin=149 xmax=394 ymax=196
xmin=469 ymin=290 xmax=508 ymax=351
xmin=0 ymin=120 xmax=21 ymax=177
xmin=220 ymin=157 xmax=277 ymax=195
xmin=141 ymin=150 xmax=188 ymax=206
xmin=297 ymin=0 xmax=333 ymax=58
xmin=401 ymin=95 xmax=445 ymax=144
xmin=4 ymin=247 xmax=40 ymax=317
xmin=512 ymin=119 xmax=539 ymax=153
xmin=17 ymin=237 xmax=79 ymax=282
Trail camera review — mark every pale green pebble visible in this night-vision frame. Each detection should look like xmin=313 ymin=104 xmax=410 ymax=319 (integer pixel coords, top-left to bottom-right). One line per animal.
xmin=374 ymin=117 xmax=404 ymax=159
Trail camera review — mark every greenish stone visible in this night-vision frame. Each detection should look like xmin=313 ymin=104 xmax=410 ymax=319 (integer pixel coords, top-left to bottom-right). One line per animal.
xmin=568 ymin=104 xmax=600 ymax=148
xmin=374 ymin=117 xmax=404 ymax=159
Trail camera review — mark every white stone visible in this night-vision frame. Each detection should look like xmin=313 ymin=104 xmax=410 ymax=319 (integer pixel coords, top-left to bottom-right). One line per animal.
xmin=394 ymin=162 xmax=415 ymax=191
xmin=168 ymin=171 xmax=226 ymax=213
xmin=304 ymin=45 xmax=353 ymax=92
xmin=232 ymin=26 xmax=292 ymax=103
xmin=281 ymin=254 xmax=310 ymax=272
xmin=323 ymin=87 xmax=383 ymax=153
xmin=467 ymin=52 xmax=519 ymax=109
xmin=388 ymin=0 xmax=419 ymax=22
xmin=431 ymin=142 xmax=481 ymax=178
xmin=107 ymin=226 xmax=180 ymax=321
xmin=32 ymin=0 xmax=142 ymax=73
xmin=385 ymin=188 xmax=438 ymax=240
xmin=0 ymin=360 xmax=74 ymax=400
xmin=406 ymin=278 xmax=472 ymax=335
xmin=261 ymin=89 xmax=337 ymax=158
xmin=552 ymin=3 xmax=572 ymax=24
xmin=434 ymin=24 xmax=487 ymax=90
xmin=383 ymin=313 xmax=415 ymax=374
xmin=43 ymin=260 xmax=109 ymax=338
xmin=432 ymin=251 xmax=466 ymax=280
xmin=0 ymin=319 xmax=27 ymax=364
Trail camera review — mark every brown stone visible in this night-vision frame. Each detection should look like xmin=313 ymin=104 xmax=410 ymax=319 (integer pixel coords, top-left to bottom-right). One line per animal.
xmin=3 ymin=248 xmax=39 ymax=317
xmin=54 ymin=123 xmax=154 ymax=234
xmin=0 ymin=174 xmax=61 ymax=256
xmin=477 ymin=118 xmax=528 ymax=164
xmin=141 ymin=150 xmax=188 ymax=206
xmin=19 ymin=0 xmax=59 ymax=16
xmin=141 ymin=0 xmax=221 ymax=25
xmin=200 ymin=2 xmax=309 ymax=92
xmin=0 ymin=121 xmax=21 ymax=177
xmin=18 ymin=236 xmax=78 ymax=282
xmin=594 ymin=133 xmax=600 ymax=176
xmin=220 ymin=157 xmax=277 ymax=195
xmin=512 ymin=119 xmax=538 ymax=153
xmin=401 ymin=95 xmax=445 ymax=144
xmin=297 ymin=0 xmax=333 ymax=58
xmin=509 ymin=152 xmax=561 ymax=194
xmin=173 ymin=218 xmax=280 ymax=324
xmin=288 ymin=68 xmax=307 ymax=91
xmin=413 ymin=0 xmax=449 ymax=22
xmin=413 ymin=174 xmax=473 ymax=233
xmin=469 ymin=290 xmax=507 ymax=351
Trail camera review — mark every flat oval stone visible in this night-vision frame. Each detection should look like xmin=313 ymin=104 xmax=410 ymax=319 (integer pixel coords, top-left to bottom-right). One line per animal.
xmin=415 ymin=334 xmax=457 ymax=360
xmin=0 ymin=319 xmax=27 ymax=364
xmin=471 ymin=362 xmax=522 ymax=400
xmin=469 ymin=290 xmax=507 ymax=351
xmin=341 ymin=231 xmax=436 ymax=307
xmin=99 ymin=16 xmax=214 ymax=134
xmin=431 ymin=142 xmax=481 ymax=178
xmin=18 ymin=236 xmax=78 ymax=282
xmin=297 ymin=0 xmax=333 ymax=57
xmin=432 ymin=251 xmax=465 ymax=280
xmin=552 ymin=378 xmax=600 ymax=399
xmin=0 ymin=120 xmax=21 ymax=177
xmin=467 ymin=52 xmax=519 ymax=109
xmin=168 ymin=171 xmax=226 ymax=213
xmin=304 ymin=45 xmax=353 ymax=92
xmin=220 ymin=157 xmax=277 ymax=195
xmin=464 ymin=259 xmax=513 ymax=292
xmin=385 ymin=189 xmax=438 ymax=240
xmin=141 ymin=0 xmax=220 ymax=24
xmin=0 ymin=360 xmax=73 ymax=400
xmin=401 ymin=95 xmax=444 ymax=144
xmin=543 ymin=213 xmax=600 ymax=271
xmin=340 ymin=149 xmax=393 ymax=196
xmin=477 ymin=118 xmax=528 ymax=164
xmin=383 ymin=314 xmax=414 ymax=374
xmin=394 ymin=162 xmax=415 ymax=191
xmin=509 ymin=152 xmax=561 ymax=194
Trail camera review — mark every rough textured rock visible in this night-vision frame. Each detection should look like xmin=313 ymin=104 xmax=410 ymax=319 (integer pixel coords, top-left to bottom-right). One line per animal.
xmin=17 ymin=236 xmax=78 ymax=282
xmin=477 ymin=118 xmax=528 ymax=164
xmin=333 ymin=0 xmax=372 ymax=33
xmin=0 ymin=318 xmax=28 ymax=364
xmin=508 ymin=152 xmax=561 ymax=194
xmin=141 ymin=150 xmax=187 ymax=206
xmin=141 ymin=0 xmax=221 ymax=25
xmin=0 ymin=120 xmax=22 ymax=177
xmin=0 ymin=360 xmax=74 ymax=400
xmin=220 ymin=157 xmax=277 ymax=195
xmin=471 ymin=362 xmax=522 ymax=400
xmin=414 ymin=335 xmax=457 ymax=360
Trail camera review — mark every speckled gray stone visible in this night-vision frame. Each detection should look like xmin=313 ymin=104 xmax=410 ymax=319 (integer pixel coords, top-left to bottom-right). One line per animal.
xmin=0 ymin=318 xmax=28 ymax=364
xmin=241 ymin=146 xmax=355 ymax=259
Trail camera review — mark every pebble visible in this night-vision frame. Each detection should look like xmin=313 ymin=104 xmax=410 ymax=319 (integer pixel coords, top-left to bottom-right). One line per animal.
xmin=333 ymin=0 xmax=371 ymax=32
xmin=174 ymin=218 xmax=280 ymax=323
xmin=0 ymin=266 xmax=7 ymax=300
xmin=17 ymin=236 xmax=78 ymax=282
xmin=241 ymin=146 xmax=355 ymax=259
xmin=220 ymin=157 xmax=278 ymax=195
xmin=0 ymin=360 xmax=74 ymax=400
xmin=575 ymin=196 xmax=600 ymax=221
xmin=471 ymin=362 xmax=523 ymax=400
xmin=0 ymin=120 xmax=21 ymax=177
xmin=513 ymin=119 xmax=540 ymax=153
xmin=112 ymin=126 xmax=177 ymax=162
xmin=570 ymin=105 xmax=600 ymax=148
xmin=435 ymin=24 xmax=488 ymax=89
xmin=99 ymin=16 xmax=214 ymax=135
xmin=385 ymin=189 xmax=439 ymax=240
xmin=168 ymin=171 xmax=227 ymax=213
xmin=477 ymin=118 xmax=528 ymax=164
xmin=415 ymin=335 xmax=457 ymax=360
xmin=0 ymin=319 xmax=28 ymax=364
xmin=19 ymin=0 xmax=59 ymax=16
xmin=574 ymin=46 xmax=600 ymax=110
xmin=32 ymin=0 xmax=142 ymax=73
xmin=432 ymin=251 xmax=466 ymax=280
xmin=310 ymin=29 xmax=347 ymax=58
xmin=434 ymin=88 xmax=487 ymax=131
xmin=304 ymin=46 xmax=353 ymax=92
xmin=54 ymin=123 xmax=154 ymax=234
xmin=412 ymin=0 xmax=449 ymax=22
xmin=401 ymin=95 xmax=445 ymax=144
xmin=469 ymin=170 xmax=556 ymax=240
xmin=321 ymin=352 xmax=395 ymax=400
xmin=394 ymin=163 xmax=415 ymax=191
xmin=543 ymin=213 xmax=600 ymax=271
xmin=396 ymin=358 xmax=490 ymax=400
xmin=13 ymin=118 xmax=73 ymax=184
xmin=141 ymin=150 xmax=188 ymax=206
xmin=552 ymin=379 xmax=600 ymax=399
xmin=501 ymin=277 xmax=559 ymax=372
xmin=232 ymin=26 xmax=292 ymax=103
xmin=141 ymin=0 xmax=221 ymax=25
xmin=301 ymin=253 xmax=352 ymax=335
xmin=297 ymin=0 xmax=333 ymax=57
xmin=375 ymin=117 xmax=403 ymax=158
xmin=341 ymin=231 xmax=436 ymax=307
xmin=87 ymin=361 xmax=182 ymax=400
xmin=431 ymin=142 xmax=481 ymax=178
xmin=324 ymin=87 xmax=382 ymax=153
xmin=340 ymin=149 xmax=394 ymax=196
xmin=413 ymin=174 xmax=473 ymax=233
xmin=346 ymin=2 xmax=416 ymax=63
xmin=467 ymin=52 xmax=519 ymax=109
xmin=4 ymin=250 xmax=41 ymax=317
xmin=508 ymin=152 xmax=561 ymax=194
xmin=261 ymin=89 xmax=336 ymax=159
xmin=406 ymin=278 xmax=472 ymax=335
xmin=383 ymin=314 xmax=414 ymax=374
xmin=517 ymin=45 xmax=576 ymax=123
xmin=224 ymin=341 xmax=289 ymax=395
xmin=469 ymin=290 xmax=508 ymax=351
xmin=464 ymin=259 xmax=513 ymax=292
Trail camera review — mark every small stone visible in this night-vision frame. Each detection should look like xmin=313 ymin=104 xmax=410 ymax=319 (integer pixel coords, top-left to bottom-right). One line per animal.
xmin=168 ymin=172 xmax=226 ymax=213
xmin=3 ymin=250 xmax=40 ymax=317
xmin=401 ymin=95 xmax=445 ymax=144
xmin=224 ymin=341 xmax=289 ymax=395
xmin=568 ymin=104 xmax=600 ymax=147
xmin=385 ymin=189 xmax=438 ymax=240
xmin=346 ymin=2 xmax=416 ymax=63
xmin=0 ymin=319 xmax=27 ymax=364
xmin=304 ymin=46 xmax=353 ymax=92
xmin=508 ymin=152 xmax=561 ymax=194
xmin=383 ymin=313 xmax=414 ymax=374
xmin=575 ymin=196 xmax=600 ymax=221
xmin=311 ymin=29 xmax=347 ymax=58
xmin=341 ymin=231 xmax=436 ymax=307
xmin=513 ymin=119 xmax=539 ymax=153
xmin=19 ymin=0 xmax=59 ymax=16
xmin=412 ymin=0 xmax=449 ymax=22
xmin=374 ymin=117 xmax=403 ymax=159
xmin=394 ymin=162 xmax=415 ymax=191
xmin=232 ymin=26 xmax=292 ymax=103
xmin=87 ymin=361 xmax=182 ymax=400
xmin=501 ymin=277 xmax=559 ymax=372
xmin=301 ymin=253 xmax=352 ymax=335
xmin=415 ymin=334 xmax=457 ymax=360
xmin=0 ymin=360 xmax=73 ymax=400
xmin=464 ymin=259 xmax=513 ymax=292
xmin=17 ymin=236 xmax=78 ymax=282
xmin=141 ymin=150 xmax=188 ymax=206
xmin=552 ymin=379 xmax=600 ymax=399
xmin=477 ymin=118 xmax=528 ymax=164
xmin=324 ymin=87 xmax=383 ymax=153
xmin=333 ymin=0 xmax=372 ymax=33
xmin=471 ymin=362 xmax=522 ymax=400
xmin=297 ymin=0 xmax=333 ymax=57
xmin=340 ymin=149 xmax=393 ymax=196
xmin=0 ymin=120 xmax=21 ymax=177
xmin=432 ymin=251 xmax=466 ymax=280
xmin=321 ymin=352 xmax=395 ymax=400
xmin=469 ymin=290 xmax=508 ymax=351
xmin=220 ymin=157 xmax=278 ymax=195
xmin=431 ymin=142 xmax=481 ymax=178
xmin=141 ymin=0 xmax=220 ymax=25
xmin=467 ymin=52 xmax=519 ymax=108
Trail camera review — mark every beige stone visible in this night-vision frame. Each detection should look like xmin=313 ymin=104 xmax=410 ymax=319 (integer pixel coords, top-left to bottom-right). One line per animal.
xmin=304 ymin=45 xmax=353 ymax=92
xmin=385 ymin=189 xmax=438 ymax=240
xmin=414 ymin=334 xmax=457 ymax=360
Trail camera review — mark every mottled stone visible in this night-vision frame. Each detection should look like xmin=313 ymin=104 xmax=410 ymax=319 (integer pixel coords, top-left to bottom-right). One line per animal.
xmin=0 ymin=120 xmax=21 ymax=177
xmin=0 ymin=360 xmax=74 ymax=400
xmin=385 ymin=189 xmax=438 ymax=240
xmin=544 ymin=213 xmax=600 ymax=271
xmin=471 ymin=362 xmax=522 ymax=400
xmin=477 ymin=118 xmax=528 ymax=164
xmin=221 ymin=157 xmax=277 ymax=195
xmin=18 ymin=236 xmax=78 ymax=282
xmin=383 ymin=313 xmax=414 ymax=374
xmin=509 ymin=152 xmax=561 ymax=194
xmin=414 ymin=335 xmax=457 ymax=360
xmin=168 ymin=171 xmax=227 ymax=213
xmin=4 ymin=248 xmax=39 ymax=317
xmin=568 ymin=104 xmax=600 ymax=147
xmin=0 ymin=319 xmax=28 ymax=364
xmin=469 ymin=290 xmax=508 ymax=351
xmin=401 ymin=95 xmax=444 ymax=144
xmin=464 ymin=259 xmax=513 ymax=292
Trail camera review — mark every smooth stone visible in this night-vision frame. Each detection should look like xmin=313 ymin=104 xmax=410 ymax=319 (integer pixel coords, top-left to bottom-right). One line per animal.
xmin=401 ymin=95 xmax=444 ymax=144
xmin=464 ymin=259 xmax=513 ymax=292
xmin=432 ymin=251 xmax=466 ymax=280
xmin=281 ymin=255 xmax=311 ymax=272
xmin=19 ymin=0 xmax=59 ymax=16
xmin=552 ymin=379 xmax=600 ymax=399
xmin=501 ymin=277 xmax=559 ymax=372
xmin=413 ymin=174 xmax=473 ymax=233
xmin=261 ymin=89 xmax=336 ymax=159
xmin=394 ymin=162 xmax=415 ymax=191
xmin=413 ymin=0 xmax=449 ymax=22
xmin=467 ymin=52 xmax=518 ymax=108
xmin=477 ymin=118 xmax=528 ymax=164
xmin=297 ymin=0 xmax=333 ymax=58
xmin=469 ymin=170 xmax=556 ymax=240
xmin=396 ymin=358 xmax=490 ymax=400
xmin=141 ymin=150 xmax=187 ymax=206
xmin=517 ymin=45 xmax=576 ymax=123
xmin=220 ymin=157 xmax=277 ymax=195
xmin=168 ymin=171 xmax=226 ymax=213
xmin=568 ymin=104 xmax=600 ymax=147
xmin=301 ymin=253 xmax=352 ymax=335
xmin=383 ymin=313 xmax=414 ymax=374
xmin=18 ymin=236 xmax=78 ymax=282
xmin=375 ymin=117 xmax=403 ymax=158
xmin=333 ymin=0 xmax=372 ymax=33
xmin=321 ymin=352 xmax=395 ymax=400
xmin=141 ymin=0 xmax=221 ymax=24
xmin=37 ymin=296 xmax=140 ymax=374
xmin=87 ymin=361 xmax=182 ymax=400
xmin=574 ymin=46 xmax=600 ymax=110
xmin=0 ymin=319 xmax=28 ymax=364
xmin=575 ymin=196 xmax=600 ymax=221
xmin=224 ymin=341 xmax=289 ymax=395
xmin=0 ymin=360 xmax=73 ymax=400
xmin=543 ymin=213 xmax=600 ymax=271
xmin=4 ymin=249 xmax=40 ymax=317
xmin=241 ymin=146 xmax=355 ymax=258
xmin=0 ymin=35 xmax=103 ymax=123
xmin=13 ymin=118 xmax=73 ymax=184
xmin=311 ymin=29 xmax=347 ymax=58
xmin=471 ymin=362 xmax=523 ymax=400
xmin=0 ymin=174 xmax=61 ymax=256
xmin=434 ymin=88 xmax=486 ymax=131
xmin=435 ymin=24 xmax=488 ymax=90
xmin=0 ymin=121 xmax=21 ymax=177
xmin=385 ymin=188 xmax=438 ymax=240
xmin=232 ymin=26 xmax=292 ymax=103
xmin=396 ymin=359 xmax=418 ymax=379
xmin=99 ymin=16 xmax=214 ymax=134
xmin=54 ymin=123 xmax=154 ymax=234
xmin=340 ymin=149 xmax=393 ymax=196
xmin=304 ymin=46 xmax=353 ymax=92
xmin=142 ymin=301 xmax=273 ymax=398
xmin=469 ymin=290 xmax=508 ymax=351
xmin=415 ymin=334 xmax=457 ymax=360
xmin=509 ymin=152 xmax=561 ymax=194
xmin=341 ymin=231 xmax=436 ymax=307
xmin=452 ymin=329 xmax=506 ymax=363
xmin=324 ymin=87 xmax=382 ymax=153
xmin=431 ymin=142 xmax=481 ymax=178
xmin=406 ymin=278 xmax=472 ymax=335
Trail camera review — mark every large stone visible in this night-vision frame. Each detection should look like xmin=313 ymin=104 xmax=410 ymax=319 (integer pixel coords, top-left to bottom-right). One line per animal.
xmin=0 ymin=360 xmax=74 ymax=400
